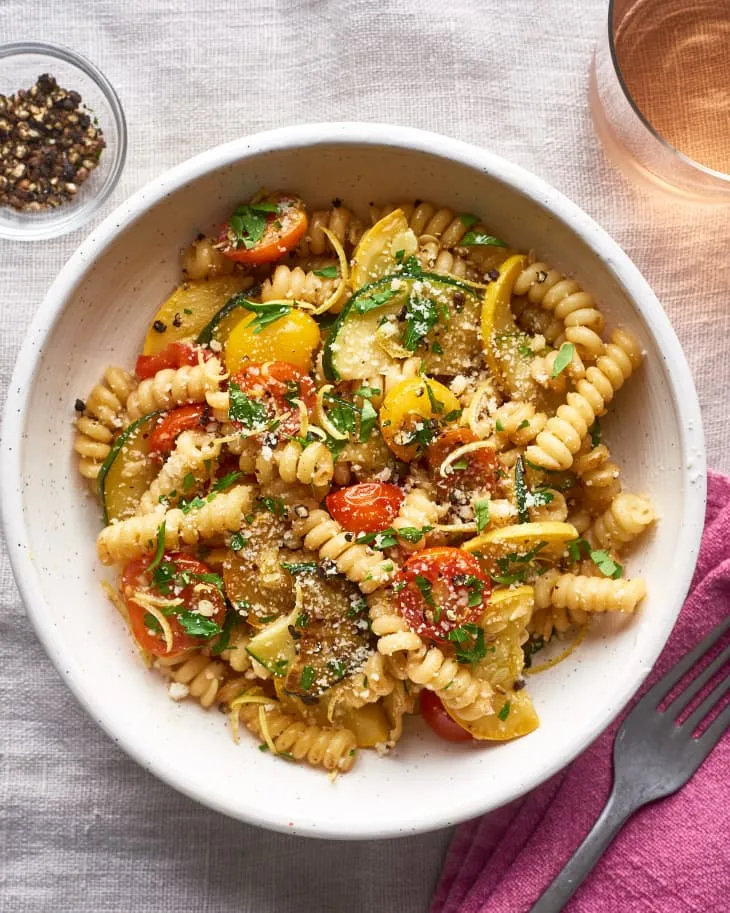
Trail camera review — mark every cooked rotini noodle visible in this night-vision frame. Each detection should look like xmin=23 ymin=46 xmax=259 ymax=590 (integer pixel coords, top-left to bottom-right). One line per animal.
xmin=235 ymin=700 xmax=357 ymax=772
xmin=585 ymin=493 xmax=656 ymax=552
xmin=574 ymin=441 xmax=622 ymax=514
xmin=392 ymin=488 xmax=440 ymax=550
xmin=331 ymin=651 xmax=398 ymax=711
xmin=182 ymin=236 xmax=235 ymax=279
xmin=382 ymin=679 xmax=417 ymax=742
xmin=368 ymin=590 xmax=422 ymax=654
xmin=260 ymin=264 xmax=340 ymax=307
xmin=292 ymin=509 xmax=396 ymax=593
xmin=513 ymin=262 xmax=606 ymax=361
xmin=357 ymin=356 xmax=423 ymax=407
xmin=493 ymin=401 xmax=547 ymax=447
xmin=126 ymin=357 xmax=223 ymax=420
xmin=551 ymin=573 xmax=647 ymax=615
xmin=74 ymin=366 xmax=136 ymax=480
xmin=256 ymin=440 xmax=335 ymax=489
xmin=525 ymin=329 xmax=642 ymax=471
xmin=299 ymin=205 xmax=364 ymax=255
xmin=405 ymin=644 xmax=493 ymax=721
xmin=531 ymin=346 xmax=586 ymax=389
xmin=529 ymin=488 xmax=568 ymax=522
xmin=97 ymin=485 xmax=253 ymax=564
xmin=136 ymin=430 xmax=220 ymax=515
xmin=156 ymin=652 xmax=228 ymax=708
xmin=220 ymin=628 xmax=252 ymax=673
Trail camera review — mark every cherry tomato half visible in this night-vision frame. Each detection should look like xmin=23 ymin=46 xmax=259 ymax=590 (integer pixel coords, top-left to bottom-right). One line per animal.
xmin=122 ymin=552 xmax=226 ymax=657
xmin=326 ymin=482 xmax=404 ymax=534
xmin=395 ymin=547 xmax=491 ymax=642
xmin=229 ymin=361 xmax=315 ymax=437
xmin=420 ymin=690 xmax=473 ymax=742
xmin=135 ymin=342 xmax=211 ymax=380
xmin=219 ymin=192 xmax=308 ymax=265
xmin=148 ymin=403 xmax=210 ymax=457
xmin=426 ymin=427 xmax=499 ymax=499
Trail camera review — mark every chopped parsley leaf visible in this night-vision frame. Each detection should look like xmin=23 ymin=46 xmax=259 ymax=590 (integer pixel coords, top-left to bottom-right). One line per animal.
xmin=147 ymin=522 xmax=167 ymax=573
xmin=474 ymin=498 xmax=491 ymax=533
xmin=228 ymin=201 xmax=279 ymax=250
xmin=239 ymin=300 xmax=292 ymax=335
xmin=497 ymin=701 xmax=511 ymax=721
xmin=230 ymin=531 xmax=248 ymax=552
xmin=280 ymin=561 xmax=319 ymax=575
xmin=460 ymin=231 xmax=506 ymax=247
xmin=228 ymin=381 xmax=269 ymax=429
xmin=359 ymin=399 xmax=378 ymax=442
xmin=402 ymin=293 xmax=445 ymax=352
xmin=589 ymin=418 xmax=601 ymax=448
xmin=353 ymin=287 xmax=399 ymax=314
xmin=552 ymin=342 xmax=575 ymax=377
xmin=212 ymin=470 xmax=242 ymax=493
xmin=177 ymin=612 xmax=222 ymax=638
xmin=182 ymin=472 xmax=195 ymax=491
xmin=590 ymin=549 xmax=623 ymax=579
xmin=313 ymin=265 xmax=338 ymax=278
xmin=448 ymin=623 xmax=487 ymax=665
xmin=300 ymin=665 xmax=316 ymax=691
xmin=515 ymin=456 xmax=529 ymax=523
xmin=143 ymin=612 xmax=161 ymax=633
xmin=414 ymin=574 xmax=435 ymax=607
xmin=256 ymin=496 xmax=286 ymax=517
xmin=450 ymin=458 xmax=469 ymax=471
xmin=328 ymin=660 xmax=346 ymax=681
xmin=459 ymin=213 xmax=479 ymax=228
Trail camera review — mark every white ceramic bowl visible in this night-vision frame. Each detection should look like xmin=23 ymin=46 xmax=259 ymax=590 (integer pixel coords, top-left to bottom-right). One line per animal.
xmin=1 ymin=124 xmax=706 ymax=839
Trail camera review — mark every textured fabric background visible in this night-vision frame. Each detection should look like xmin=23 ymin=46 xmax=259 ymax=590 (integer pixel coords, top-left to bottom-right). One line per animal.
xmin=1 ymin=2 xmax=728 ymax=912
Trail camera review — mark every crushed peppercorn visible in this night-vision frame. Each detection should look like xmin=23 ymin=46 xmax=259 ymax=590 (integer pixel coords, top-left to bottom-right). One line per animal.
xmin=0 ymin=74 xmax=105 ymax=212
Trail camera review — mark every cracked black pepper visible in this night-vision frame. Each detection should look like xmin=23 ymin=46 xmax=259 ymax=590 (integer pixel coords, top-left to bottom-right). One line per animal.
xmin=0 ymin=73 xmax=105 ymax=212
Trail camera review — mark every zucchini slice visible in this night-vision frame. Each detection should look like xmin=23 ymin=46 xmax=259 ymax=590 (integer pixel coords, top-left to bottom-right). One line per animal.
xmin=97 ymin=412 xmax=161 ymax=524
xmin=322 ymin=268 xmax=483 ymax=381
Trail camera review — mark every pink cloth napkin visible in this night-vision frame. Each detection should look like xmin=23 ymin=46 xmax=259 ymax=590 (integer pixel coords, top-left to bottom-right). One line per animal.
xmin=431 ymin=469 xmax=730 ymax=913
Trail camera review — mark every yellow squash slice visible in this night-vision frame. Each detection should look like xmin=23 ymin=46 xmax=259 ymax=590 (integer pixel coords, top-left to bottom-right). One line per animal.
xmin=446 ymin=585 xmax=539 ymax=741
xmin=142 ymin=275 xmax=252 ymax=355
xmin=462 ymin=521 xmax=579 ymax=560
xmin=350 ymin=209 xmax=418 ymax=290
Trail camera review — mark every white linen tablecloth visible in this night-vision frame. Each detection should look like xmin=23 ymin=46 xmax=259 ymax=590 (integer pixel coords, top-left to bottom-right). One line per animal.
xmin=1 ymin=2 xmax=728 ymax=911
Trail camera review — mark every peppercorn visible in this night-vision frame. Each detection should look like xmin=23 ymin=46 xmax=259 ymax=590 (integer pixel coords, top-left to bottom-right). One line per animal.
xmin=0 ymin=74 xmax=105 ymax=212
xmin=153 ymin=320 xmax=167 ymax=333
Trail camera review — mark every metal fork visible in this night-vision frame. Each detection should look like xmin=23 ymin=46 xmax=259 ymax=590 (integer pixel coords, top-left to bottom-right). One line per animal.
xmin=530 ymin=614 xmax=730 ymax=913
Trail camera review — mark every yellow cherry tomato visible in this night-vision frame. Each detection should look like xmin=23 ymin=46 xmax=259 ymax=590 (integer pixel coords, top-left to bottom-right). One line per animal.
xmin=379 ymin=376 xmax=461 ymax=461
xmin=224 ymin=306 xmax=320 ymax=374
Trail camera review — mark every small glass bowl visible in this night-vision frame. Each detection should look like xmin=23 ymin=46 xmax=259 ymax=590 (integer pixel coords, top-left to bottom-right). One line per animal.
xmin=0 ymin=41 xmax=127 ymax=240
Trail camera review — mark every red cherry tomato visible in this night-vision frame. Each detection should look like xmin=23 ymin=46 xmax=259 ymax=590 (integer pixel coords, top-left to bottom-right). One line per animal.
xmin=121 ymin=552 xmax=226 ymax=657
xmin=426 ymin=427 xmax=499 ymax=499
xmin=135 ymin=342 xmax=211 ymax=380
xmin=420 ymin=690 xmax=473 ymax=742
xmin=147 ymin=404 xmax=210 ymax=457
xmin=219 ymin=193 xmax=308 ymax=265
xmin=326 ymin=482 xmax=404 ymax=533
xmin=229 ymin=361 xmax=315 ymax=436
xmin=395 ymin=547 xmax=491 ymax=642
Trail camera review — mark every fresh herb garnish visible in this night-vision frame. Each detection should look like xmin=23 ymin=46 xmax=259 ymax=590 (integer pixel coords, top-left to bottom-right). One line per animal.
xmin=295 ymin=612 xmax=310 ymax=628
xmin=552 ymin=342 xmax=575 ymax=378
xmin=177 ymin=612 xmax=222 ymax=638
xmin=147 ymin=522 xmax=167 ymax=573
xmin=352 ymin=385 xmax=381 ymax=399
xmin=431 ymin=340 xmax=444 ymax=354
xmin=280 ymin=561 xmax=319 ymax=575
xmin=402 ymin=293 xmax=445 ymax=352
xmin=589 ymin=418 xmax=601 ymax=448
xmin=180 ymin=495 xmax=207 ymax=514
xmin=515 ymin=456 xmax=529 ymax=523
xmin=590 ymin=549 xmax=623 ymax=579
xmin=459 ymin=213 xmax=479 ymax=228
xmin=450 ymin=458 xmax=469 ymax=471
xmin=143 ymin=612 xmax=162 ymax=633
xmin=425 ymin=380 xmax=445 ymax=414
xmin=463 ymin=575 xmax=485 ymax=608
xmin=228 ymin=201 xmax=279 ymax=249
xmin=353 ymin=287 xmax=399 ymax=314
xmin=448 ymin=623 xmax=487 ymax=665
xmin=356 ymin=528 xmax=399 ymax=549
xmin=211 ymin=609 xmax=237 ymax=655
xmin=414 ymin=574 xmax=435 ymax=607
xmin=313 ymin=265 xmax=338 ymax=278
xmin=497 ymin=701 xmax=511 ymax=721
xmin=182 ymin=472 xmax=195 ymax=492
xmin=495 ymin=418 xmax=504 ymax=432
xmin=396 ymin=525 xmax=432 ymax=544
xmin=212 ymin=471 xmax=243 ymax=493
xmin=359 ymin=399 xmax=377 ymax=442
xmin=300 ymin=665 xmax=316 ymax=691
xmin=230 ymin=531 xmax=248 ymax=552
xmin=567 ymin=537 xmax=590 ymax=563
xmin=328 ymin=660 xmax=346 ymax=681
xmin=228 ymin=381 xmax=270 ymax=429
xmin=256 ymin=496 xmax=286 ymax=517
xmin=523 ymin=635 xmax=545 ymax=669
xmin=460 ymin=231 xmax=506 ymax=247
xmin=324 ymin=391 xmax=359 ymax=437
xmin=239 ymin=300 xmax=292 ymax=335
xmin=474 ymin=498 xmax=491 ymax=533
xmin=527 ymin=488 xmax=555 ymax=508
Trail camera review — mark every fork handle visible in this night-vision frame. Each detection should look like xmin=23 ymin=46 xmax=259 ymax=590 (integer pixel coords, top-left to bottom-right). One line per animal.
xmin=529 ymin=786 xmax=637 ymax=912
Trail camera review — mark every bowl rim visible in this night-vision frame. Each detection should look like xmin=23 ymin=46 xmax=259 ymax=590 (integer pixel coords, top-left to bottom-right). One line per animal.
xmin=0 ymin=122 xmax=707 ymax=838
xmin=0 ymin=39 xmax=128 ymax=241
